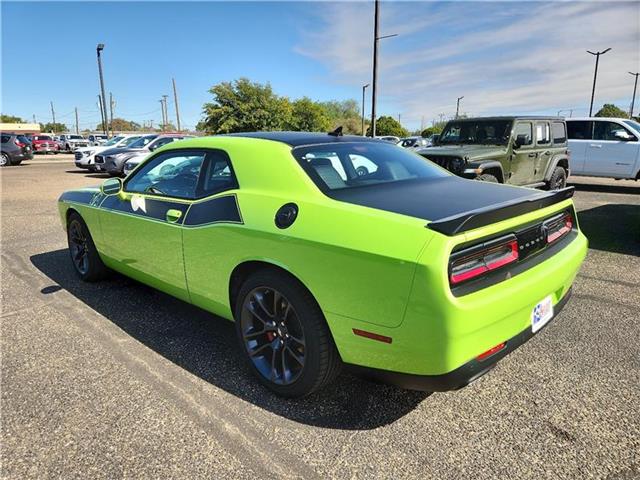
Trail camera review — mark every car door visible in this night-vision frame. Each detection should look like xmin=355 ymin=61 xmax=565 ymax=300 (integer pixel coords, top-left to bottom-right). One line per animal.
xmin=509 ymin=121 xmax=535 ymax=185
xmin=98 ymin=149 xmax=209 ymax=301
xmin=584 ymin=120 xmax=639 ymax=177
xmin=566 ymin=120 xmax=592 ymax=174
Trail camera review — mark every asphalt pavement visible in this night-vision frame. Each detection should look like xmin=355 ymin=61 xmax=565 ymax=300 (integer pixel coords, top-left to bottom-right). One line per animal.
xmin=1 ymin=159 xmax=639 ymax=479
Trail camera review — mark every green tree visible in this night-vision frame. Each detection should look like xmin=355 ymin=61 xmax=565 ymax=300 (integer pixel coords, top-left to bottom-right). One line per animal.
xmin=595 ymin=104 xmax=628 ymax=118
xmin=0 ymin=114 xmax=24 ymax=123
xmin=319 ymin=100 xmax=365 ymax=134
xmin=97 ymin=118 xmax=142 ymax=132
xmin=200 ymin=78 xmax=292 ymax=133
xmin=287 ymin=97 xmax=331 ymax=132
xmin=366 ymin=116 xmax=408 ymax=137
xmin=40 ymin=122 xmax=67 ymax=133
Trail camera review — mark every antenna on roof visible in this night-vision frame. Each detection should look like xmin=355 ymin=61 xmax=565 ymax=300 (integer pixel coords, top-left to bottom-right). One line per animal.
xmin=328 ymin=126 xmax=343 ymax=137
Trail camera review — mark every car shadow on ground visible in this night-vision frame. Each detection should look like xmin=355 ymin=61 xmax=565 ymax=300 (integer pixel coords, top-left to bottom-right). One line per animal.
xmin=30 ymin=249 xmax=429 ymax=430
xmin=64 ymin=170 xmax=111 ymax=179
xmin=568 ymin=181 xmax=639 ymax=195
xmin=577 ymin=204 xmax=640 ymax=256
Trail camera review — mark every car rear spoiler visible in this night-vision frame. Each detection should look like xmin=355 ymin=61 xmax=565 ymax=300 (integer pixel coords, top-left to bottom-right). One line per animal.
xmin=427 ymin=187 xmax=575 ymax=236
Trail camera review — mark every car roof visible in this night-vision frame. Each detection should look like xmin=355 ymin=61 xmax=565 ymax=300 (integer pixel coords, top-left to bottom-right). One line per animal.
xmin=224 ymin=131 xmax=382 ymax=147
xmin=566 ymin=117 xmax=630 ymax=121
xmin=452 ymin=116 xmax=564 ymax=121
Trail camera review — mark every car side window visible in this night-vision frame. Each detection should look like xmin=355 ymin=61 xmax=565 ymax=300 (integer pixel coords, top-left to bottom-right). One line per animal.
xmin=200 ymin=150 xmax=239 ymax=196
xmin=150 ymin=137 xmax=175 ymax=151
xmin=535 ymin=122 xmax=551 ymax=145
xmin=567 ymin=121 xmax=592 ymax=140
xmin=1 ymin=135 xmax=9 ymax=143
xmin=125 ymin=151 xmax=206 ymax=199
xmin=513 ymin=122 xmax=533 ymax=147
xmin=552 ymin=122 xmax=567 ymax=144
xmin=593 ymin=121 xmax=637 ymax=142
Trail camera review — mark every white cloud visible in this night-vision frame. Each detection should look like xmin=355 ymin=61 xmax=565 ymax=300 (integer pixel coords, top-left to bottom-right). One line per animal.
xmin=296 ymin=1 xmax=640 ymax=128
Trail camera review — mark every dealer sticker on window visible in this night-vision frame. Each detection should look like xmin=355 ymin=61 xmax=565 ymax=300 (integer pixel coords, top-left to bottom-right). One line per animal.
xmin=531 ymin=296 xmax=554 ymax=333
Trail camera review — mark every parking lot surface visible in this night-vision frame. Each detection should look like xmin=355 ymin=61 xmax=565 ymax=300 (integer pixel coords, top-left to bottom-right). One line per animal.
xmin=1 ymin=159 xmax=639 ymax=479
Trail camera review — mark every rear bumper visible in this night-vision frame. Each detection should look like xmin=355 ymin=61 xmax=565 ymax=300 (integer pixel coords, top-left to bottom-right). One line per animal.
xmin=349 ymin=287 xmax=572 ymax=391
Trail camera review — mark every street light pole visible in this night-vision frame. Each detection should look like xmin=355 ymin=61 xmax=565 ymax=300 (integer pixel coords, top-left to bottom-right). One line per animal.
xmin=370 ymin=0 xmax=397 ymax=137
xmin=455 ymin=96 xmax=464 ymax=119
xmin=361 ymin=83 xmax=369 ymax=136
xmin=96 ymin=44 xmax=109 ymax=135
xmin=587 ymin=48 xmax=611 ymax=117
xmin=629 ymin=71 xmax=639 ymax=118
xmin=162 ymin=95 xmax=169 ymax=130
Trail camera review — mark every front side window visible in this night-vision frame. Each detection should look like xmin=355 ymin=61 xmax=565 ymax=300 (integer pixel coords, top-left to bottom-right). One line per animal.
xmin=125 ymin=149 xmax=237 ymax=199
xmin=293 ymin=142 xmax=448 ymax=192
xmin=1 ymin=135 xmax=9 ymax=143
xmin=567 ymin=121 xmax=592 ymax=140
xmin=535 ymin=122 xmax=550 ymax=145
xmin=593 ymin=121 xmax=637 ymax=141
xmin=552 ymin=122 xmax=567 ymax=144
xmin=513 ymin=122 xmax=533 ymax=147
xmin=121 ymin=136 xmax=142 ymax=146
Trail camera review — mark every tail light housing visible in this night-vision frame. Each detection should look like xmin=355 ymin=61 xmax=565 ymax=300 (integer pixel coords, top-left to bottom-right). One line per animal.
xmin=545 ymin=213 xmax=573 ymax=244
xmin=15 ymin=139 xmax=26 ymax=148
xmin=449 ymin=235 xmax=519 ymax=285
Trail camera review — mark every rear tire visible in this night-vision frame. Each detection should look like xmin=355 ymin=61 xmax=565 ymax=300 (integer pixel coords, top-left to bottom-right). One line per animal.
xmin=1 ymin=153 xmax=11 ymax=166
xmin=67 ymin=212 xmax=109 ymax=282
xmin=234 ymin=269 xmax=342 ymax=398
xmin=547 ymin=166 xmax=567 ymax=190
xmin=475 ymin=173 xmax=499 ymax=183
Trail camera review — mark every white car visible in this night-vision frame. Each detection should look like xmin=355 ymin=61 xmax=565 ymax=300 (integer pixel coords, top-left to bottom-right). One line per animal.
xmin=567 ymin=117 xmax=640 ymax=180
xmin=74 ymin=134 xmax=142 ymax=172
xmin=398 ymin=136 xmax=431 ymax=150
xmin=59 ymin=134 xmax=89 ymax=152
xmin=88 ymin=134 xmax=109 ymax=146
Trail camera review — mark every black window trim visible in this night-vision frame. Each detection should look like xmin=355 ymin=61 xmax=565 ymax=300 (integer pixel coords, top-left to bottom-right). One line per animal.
xmin=513 ymin=121 xmax=534 ymax=149
xmin=551 ymin=121 xmax=567 ymax=145
xmin=123 ymin=147 xmax=239 ymax=201
xmin=592 ymin=119 xmax=639 ymax=142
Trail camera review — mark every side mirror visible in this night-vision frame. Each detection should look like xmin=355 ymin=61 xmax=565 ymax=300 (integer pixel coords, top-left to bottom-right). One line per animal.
xmin=613 ymin=130 xmax=633 ymax=141
xmin=513 ymin=134 xmax=528 ymax=149
xmin=100 ymin=177 xmax=123 ymax=196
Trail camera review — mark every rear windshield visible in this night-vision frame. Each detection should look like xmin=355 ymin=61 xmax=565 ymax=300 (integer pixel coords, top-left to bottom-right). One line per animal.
xmin=292 ymin=142 xmax=448 ymax=192
xmin=69 ymin=135 xmax=84 ymax=140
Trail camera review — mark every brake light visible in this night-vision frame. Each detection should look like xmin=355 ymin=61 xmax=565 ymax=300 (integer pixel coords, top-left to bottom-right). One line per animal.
xmin=477 ymin=342 xmax=506 ymax=361
xmin=546 ymin=213 xmax=573 ymax=244
xmin=450 ymin=237 xmax=519 ymax=285
xmin=15 ymin=139 xmax=26 ymax=147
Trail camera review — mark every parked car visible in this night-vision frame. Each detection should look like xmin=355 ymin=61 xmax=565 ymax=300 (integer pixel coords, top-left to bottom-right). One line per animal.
xmin=96 ymin=134 xmax=192 ymax=176
xmin=1 ymin=133 xmax=33 ymax=166
xmin=566 ymin=117 xmax=640 ymax=180
xmin=88 ymin=134 xmax=109 ymax=146
xmin=53 ymin=136 xmax=65 ymax=150
xmin=59 ymin=134 xmax=89 ymax=152
xmin=398 ymin=136 xmax=430 ymax=150
xmin=417 ymin=116 xmax=570 ymax=190
xmin=375 ymin=135 xmax=401 ymax=143
xmin=59 ymin=131 xmax=587 ymax=397
xmin=30 ymin=135 xmax=60 ymax=154
xmin=75 ymin=134 xmax=143 ymax=172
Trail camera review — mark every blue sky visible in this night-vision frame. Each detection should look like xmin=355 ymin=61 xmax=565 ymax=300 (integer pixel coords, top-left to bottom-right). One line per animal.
xmin=2 ymin=1 xmax=639 ymax=131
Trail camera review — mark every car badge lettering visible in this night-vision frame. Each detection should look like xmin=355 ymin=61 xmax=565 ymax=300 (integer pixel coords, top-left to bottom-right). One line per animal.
xmin=131 ymin=195 xmax=147 ymax=213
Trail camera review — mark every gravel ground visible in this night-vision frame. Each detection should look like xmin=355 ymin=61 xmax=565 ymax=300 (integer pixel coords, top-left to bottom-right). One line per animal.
xmin=1 ymin=161 xmax=639 ymax=479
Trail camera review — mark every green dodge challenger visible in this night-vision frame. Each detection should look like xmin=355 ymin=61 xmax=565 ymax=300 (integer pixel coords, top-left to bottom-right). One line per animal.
xmin=58 ymin=132 xmax=587 ymax=397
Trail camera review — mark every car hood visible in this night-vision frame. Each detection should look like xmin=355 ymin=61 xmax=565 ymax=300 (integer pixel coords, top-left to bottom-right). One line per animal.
xmin=327 ymin=176 xmax=544 ymax=224
xmin=419 ymin=145 xmax=507 ymax=160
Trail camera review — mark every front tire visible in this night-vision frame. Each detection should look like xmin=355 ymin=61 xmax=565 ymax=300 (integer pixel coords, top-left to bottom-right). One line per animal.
xmin=547 ymin=166 xmax=567 ymax=190
xmin=235 ymin=269 xmax=342 ymax=397
xmin=475 ymin=173 xmax=499 ymax=183
xmin=67 ymin=212 xmax=109 ymax=282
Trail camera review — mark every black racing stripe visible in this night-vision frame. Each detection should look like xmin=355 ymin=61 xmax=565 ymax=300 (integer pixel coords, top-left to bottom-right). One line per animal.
xmin=184 ymin=195 xmax=242 ymax=226
xmin=100 ymin=195 xmax=189 ymax=224
xmin=59 ymin=190 xmax=103 ymax=205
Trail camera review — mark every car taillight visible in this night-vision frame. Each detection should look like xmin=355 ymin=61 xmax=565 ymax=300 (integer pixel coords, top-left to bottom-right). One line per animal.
xmin=15 ymin=140 xmax=26 ymax=147
xmin=450 ymin=236 xmax=519 ymax=285
xmin=546 ymin=213 xmax=573 ymax=244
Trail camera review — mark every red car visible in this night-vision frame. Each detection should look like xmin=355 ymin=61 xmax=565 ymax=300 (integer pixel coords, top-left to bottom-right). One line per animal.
xmin=31 ymin=135 xmax=60 ymax=154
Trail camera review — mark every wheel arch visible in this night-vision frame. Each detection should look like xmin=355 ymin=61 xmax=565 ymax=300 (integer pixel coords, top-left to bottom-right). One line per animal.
xmin=473 ymin=160 xmax=505 ymax=182
xmin=228 ymin=260 xmax=322 ymax=320
xmin=544 ymin=155 xmax=570 ymax=181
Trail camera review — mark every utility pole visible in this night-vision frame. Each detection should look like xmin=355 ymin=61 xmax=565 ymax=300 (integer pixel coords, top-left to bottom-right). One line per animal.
xmin=75 ymin=107 xmax=79 ymax=135
xmin=109 ymin=92 xmax=114 ymax=137
xmin=96 ymin=44 xmax=109 ymax=135
xmin=162 ymin=95 xmax=169 ymax=130
xmin=361 ymin=83 xmax=369 ymax=136
xmin=159 ymin=99 xmax=166 ymax=131
xmin=98 ymin=95 xmax=105 ymax=132
xmin=370 ymin=0 xmax=397 ymax=137
xmin=397 ymin=113 xmax=401 ymax=125
xmin=172 ymin=78 xmax=182 ymax=132
xmin=50 ymin=101 xmax=56 ymax=133
xmin=420 ymin=116 xmax=425 ymax=131
xmin=629 ymin=71 xmax=639 ymax=118
xmin=587 ymin=48 xmax=611 ymax=117
xmin=456 ymin=96 xmax=464 ymax=119
xmin=32 ymin=114 xmax=36 ymax=124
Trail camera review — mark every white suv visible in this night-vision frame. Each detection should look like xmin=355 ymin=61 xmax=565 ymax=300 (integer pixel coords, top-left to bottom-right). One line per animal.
xmin=75 ymin=134 xmax=142 ymax=172
xmin=567 ymin=117 xmax=640 ymax=180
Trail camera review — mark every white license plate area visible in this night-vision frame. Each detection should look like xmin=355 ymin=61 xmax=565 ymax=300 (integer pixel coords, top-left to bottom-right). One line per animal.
xmin=531 ymin=296 xmax=554 ymax=333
